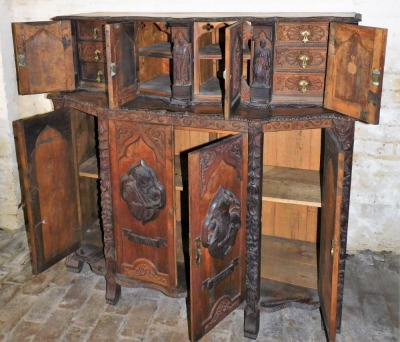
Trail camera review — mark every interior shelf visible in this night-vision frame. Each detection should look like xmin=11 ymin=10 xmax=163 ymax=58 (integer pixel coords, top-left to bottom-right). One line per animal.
xmin=140 ymin=75 xmax=172 ymax=95
xmin=79 ymin=156 xmax=99 ymax=179
xmin=139 ymin=42 xmax=172 ymax=58
xmin=199 ymin=44 xmax=223 ymax=59
xmin=199 ymin=77 xmax=222 ymax=96
xmin=263 ymin=166 xmax=321 ymax=207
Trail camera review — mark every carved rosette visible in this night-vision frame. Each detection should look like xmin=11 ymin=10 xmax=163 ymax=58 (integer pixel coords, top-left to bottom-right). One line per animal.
xmin=202 ymin=186 xmax=241 ymax=259
xmin=331 ymin=118 xmax=355 ymax=331
xmin=120 ymin=159 xmax=166 ymax=224
xmin=200 ymin=138 xmax=243 ymax=195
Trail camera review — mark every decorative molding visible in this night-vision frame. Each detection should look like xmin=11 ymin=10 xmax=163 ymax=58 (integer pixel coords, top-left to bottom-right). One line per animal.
xmin=203 ymin=294 xmax=240 ymax=332
xmin=127 ymin=258 xmax=168 ymax=285
xmin=263 ymin=118 xmax=332 ymax=131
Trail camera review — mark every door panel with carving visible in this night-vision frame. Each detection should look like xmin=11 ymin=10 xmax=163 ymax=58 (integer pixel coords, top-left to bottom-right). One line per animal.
xmin=324 ymin=23 xmax=387 ymax=124
xmin=109 ymin=120 xmax=175 ymax=287
xmin=13 ymin=109 xmax=81 ymax=274
xmin=189 ymin=134 xmax=248 ymax=341
xmin=12 ymin=21 xmax=75 ymax=95
xmin=319 ymin=128 xmax=345 ymax=341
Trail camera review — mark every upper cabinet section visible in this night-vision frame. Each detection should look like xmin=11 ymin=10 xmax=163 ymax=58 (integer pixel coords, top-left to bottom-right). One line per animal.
xmin=12 ymin=13 xmax=387 ymax=123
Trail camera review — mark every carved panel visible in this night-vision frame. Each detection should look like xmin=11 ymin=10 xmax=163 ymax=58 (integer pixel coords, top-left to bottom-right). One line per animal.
xmin=252 ymin=31 xmax=272 ymax=87
xmin=203 ymin=294 xmax=241 ymax=332
xmin=78 ymin=42 xmax=106 ymax=62
xmin=273 ymin=73 xmax=324 ymax=95
xmin=274 ymin=48 xmax=326 ymax=70
xmin=173 ymin=30 xmax=191 ymax=86
xmin=120 ymin=159 xmax=166 ymax=224
xmin=202 ymin=186 xmax=241 ymax=259
xmin=200 ymin=138 xmax=243 ymax=195
xmin=77 ymin=20 xmax=106 ymax=41
xmin=126 ymin=258 xmax=168 ymax=285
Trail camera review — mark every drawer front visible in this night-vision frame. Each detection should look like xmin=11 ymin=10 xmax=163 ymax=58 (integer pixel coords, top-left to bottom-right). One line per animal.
xmin=274 ymin=47 xmax=327 ymax=71
xmin=276 ymin=22 xmax=329 ymax=44
xmin=80 ymin=62 xmax=106 ymax=83
xmin=77 ymin=20 xmax=106 ymax=41
xmin=78 ymin=42 xmax=106 ymax=63
xmin=273 ymin=72 xmax=325 ymax=96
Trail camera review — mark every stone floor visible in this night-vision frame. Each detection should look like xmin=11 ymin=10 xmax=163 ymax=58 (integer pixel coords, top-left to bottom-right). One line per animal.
xmin=0 ymin=228 xmax=398 ymax=342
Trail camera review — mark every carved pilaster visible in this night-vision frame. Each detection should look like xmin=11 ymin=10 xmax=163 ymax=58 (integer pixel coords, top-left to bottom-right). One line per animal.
xmin=330 ymin=118 xmax=355 ymax=333
xmin=98 ymin=115 xmax=121 ymax=304
xmin=244 ymin=123 xmax=263 ymax=339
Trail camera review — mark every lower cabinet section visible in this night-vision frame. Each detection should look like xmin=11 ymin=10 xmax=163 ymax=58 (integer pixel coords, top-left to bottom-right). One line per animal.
xmin=14 ymin=107 xmax=354 ymax=342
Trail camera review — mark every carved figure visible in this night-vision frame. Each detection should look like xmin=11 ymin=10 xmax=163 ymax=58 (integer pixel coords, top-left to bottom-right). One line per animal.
xmin=202 ymin=186 xmax=241 ymax=259
xmin=120 ymin=159 xmax=165 ymax=224
xmin=253 ymin=39 xmax=271 ymax=87
xmin=173 ymin=36 xmax=190 ymax=85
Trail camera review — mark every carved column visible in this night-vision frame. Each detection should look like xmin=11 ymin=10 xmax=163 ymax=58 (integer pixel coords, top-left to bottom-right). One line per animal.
xmin=330 ymin=118 xmax=355 ymax=333
xmin=98 ymin=113 xmax=121 ymax=304
xmin=170 ymin=23 xmax=192 ymax=106
xmin=244 ymin=123 xmax=263 ymax=339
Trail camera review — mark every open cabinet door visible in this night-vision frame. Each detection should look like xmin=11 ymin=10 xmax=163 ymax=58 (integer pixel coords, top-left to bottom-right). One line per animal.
xmin=224 ymin=22 xmax=244 ymax=120
xmin=106 ymin=22 xmax=139 ymax=108
xmin=319 ymin=129 xmax=345 ymax=341
xmin=324 ymin=23 xmax=387 ymax=124
xmin=12 ymin=21 xmax=75 ymax=95
xmin=108 ymin=121 xmax=176 ymax=287
xmin=13 ymin=109 xmax=81 ymax=274
xmin=189 ymin=134 xmax=248 ymax=341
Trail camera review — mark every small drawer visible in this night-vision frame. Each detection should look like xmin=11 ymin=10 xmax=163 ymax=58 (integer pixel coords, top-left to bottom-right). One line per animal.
xmin=273 ymin=72 xmax=325 ymax=96
xmin=80 ymin=62 xmax=106 ymax=83
xmin=275 ymin=22 xmax=329 ymax=44
xmin=274 ymin=47 xmax=327 ymax=71
xmin=77 ymin=20 xmax=106 ymax=41
xmin=78 ymin=42 xmax=106 ymax=63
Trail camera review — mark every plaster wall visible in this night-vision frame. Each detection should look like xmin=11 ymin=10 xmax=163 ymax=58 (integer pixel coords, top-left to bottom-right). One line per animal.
xmin=0 ymin=0 xmax=399 ymax=252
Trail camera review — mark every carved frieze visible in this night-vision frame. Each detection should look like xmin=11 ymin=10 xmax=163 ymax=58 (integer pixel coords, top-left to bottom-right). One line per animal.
xmin=202 ymin=186 xmax=241 ymax=259
xmin=120 ymin=159 xmax=166 ymax=224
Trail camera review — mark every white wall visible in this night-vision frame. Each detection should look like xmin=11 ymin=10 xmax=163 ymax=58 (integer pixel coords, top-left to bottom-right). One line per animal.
xmin=1 ymin=0 xmax=399 ymax=252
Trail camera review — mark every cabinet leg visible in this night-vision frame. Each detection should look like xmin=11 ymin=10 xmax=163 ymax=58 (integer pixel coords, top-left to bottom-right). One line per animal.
xmin=106 ymin=275 xmax=121 ymax=305
xmin=65 ymin=253 xmax=84 ymax=273
xmin=244 ymin=305 xmax=260 ymax=339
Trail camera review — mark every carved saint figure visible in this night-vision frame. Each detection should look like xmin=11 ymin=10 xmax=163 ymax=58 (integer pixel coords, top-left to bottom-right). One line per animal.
xmin=120 ymin=159 xmax=166 ymax=225
xmin=253 ymin=39 xmax=271 ymax=87
xmin=202 ymin=186 xmax=241 ymax=259
xmin=173 ymin=36 xmax=190 ymax=85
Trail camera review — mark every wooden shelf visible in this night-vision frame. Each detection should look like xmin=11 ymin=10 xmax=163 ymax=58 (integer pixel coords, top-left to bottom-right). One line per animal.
xmin=198 ymin=44 xmax=251 ymax=60
xmin=139 ymin=42 xmax=172 ymax=58
xmin=199 ymin=77 xmax=222 ymax=96
xmin=263 ymin=166 xmax=321 ymax=207
xmin=79 ymin=156 xmax=99 ymax=179
xmin=140 ymin=75 xmax=171 ymax=96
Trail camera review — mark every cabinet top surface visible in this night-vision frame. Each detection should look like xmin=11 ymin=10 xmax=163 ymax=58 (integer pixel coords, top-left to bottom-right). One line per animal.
xmin=52 ymin=12 xmax=361 ymax=22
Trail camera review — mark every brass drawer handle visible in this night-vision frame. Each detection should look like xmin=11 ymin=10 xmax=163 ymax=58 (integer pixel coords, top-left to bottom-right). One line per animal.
xmin=96 ymin=70 xmax=103 ymax=83
xmin=93 ymin=27 xmax=99 ymax=39
xmin=300 ymin=30 xmax=311 ymax=44
xmin=299 ymin=80 xmax=309 ymax=93
xmin=299 ymin=55 xmax=310 ymax=68
xmin=94 ymin=49 xmax=101 ymax=61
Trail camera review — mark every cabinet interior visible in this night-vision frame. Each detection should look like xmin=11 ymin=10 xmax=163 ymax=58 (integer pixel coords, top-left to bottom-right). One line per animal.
xmin=260 ymin=128 xmax=322 ymax=306
xmin=138 ymin=22 xmax=172 ymax=97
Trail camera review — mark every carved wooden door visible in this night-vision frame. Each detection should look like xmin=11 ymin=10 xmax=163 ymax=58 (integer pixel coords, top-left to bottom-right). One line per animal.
xmin=105 ymin=22 xmax=139 ymax=108
xmin=188 ymin=134 xmax=248 ymax=341
xmin=13 ymin=109 xmax=81 ymax=274
xmin=319 ymin=129 xmax=345 ymax=341
xmin=224 ymin=22 xmax=244 ymax=120
xmin=324 ymin=23 xmax=387 ymax=124
xmin=12 ymin=21 xmax=75 ymax=95
xmin=108 ymin=120 xmax=176 ymax=287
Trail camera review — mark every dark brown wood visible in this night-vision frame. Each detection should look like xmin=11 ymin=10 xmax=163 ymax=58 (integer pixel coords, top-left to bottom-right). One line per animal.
xmin=324 ymin=23 xmax=387 ymax=124
xmin=12 ymin=21 xmax=75 ymax=94
xmin=275 ymin=22 xmax=329 ymax=44
xmin=189 ymin=134 xmax=248 ymax=341
xmin=106 ymin=22 xmax=139 ymax=108
xmin=13 ymin=109 xmax=80 ymax=274
xmin=108 ymin=120 xmax=176 ymax=287
xmin=225 ymin=22 xmax=243 ymax=119
xmin=319 ymin=128 xmax=345 ymax=341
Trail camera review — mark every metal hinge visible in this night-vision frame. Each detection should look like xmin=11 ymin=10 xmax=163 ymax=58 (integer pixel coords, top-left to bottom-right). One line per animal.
xmin=330 ymin=239 xmax=335 ymax=256
xmin=17 ymin=54 xmax=26 ymax=67
xmin=110 ymin=63 xmax=117 ymax=77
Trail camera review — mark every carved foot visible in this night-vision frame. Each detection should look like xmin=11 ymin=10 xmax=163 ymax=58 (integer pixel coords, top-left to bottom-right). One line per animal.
xmin=244 ymin=307 xmax=260 ymax=340
xmin=106 ymin=277 xmax=121 ymax=305
xmin=65 ymin=253 xmax=84 ymax=273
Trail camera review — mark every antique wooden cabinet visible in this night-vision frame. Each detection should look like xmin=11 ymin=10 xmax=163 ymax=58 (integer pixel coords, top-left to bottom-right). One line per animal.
xmin=12 ymin=13 xmax=387 ymax=341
